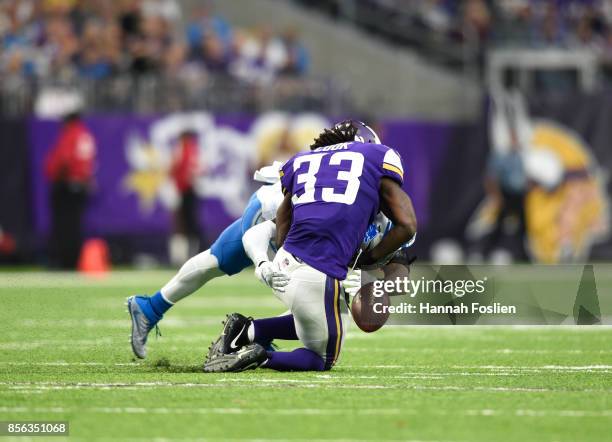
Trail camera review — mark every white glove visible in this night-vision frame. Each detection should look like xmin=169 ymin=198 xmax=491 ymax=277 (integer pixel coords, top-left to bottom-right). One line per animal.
xmin=255 ymin=261 xmax=290 ymax=293
xmin=342 ymin=269 xmax=362 ymax=298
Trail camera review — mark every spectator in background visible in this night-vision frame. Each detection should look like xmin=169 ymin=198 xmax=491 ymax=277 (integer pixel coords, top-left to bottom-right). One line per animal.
xmin=461 ymin=0 xmax=492 ymax=53
xmin=169 ymin=131 xmax=202 ymax=265
xmin=573 ymin=12 xmax=603 ymax=50
xmin=468 ymin=91 xmax=529 ymax=263
xmin=231 ymin=27 xmax=288 ymax=85
xmin=186 ymin=3 xmax=232 ymax=52
xmin=119 ymin=0 xmax=142 ymax=41
xmin=142 ymin=0 xmax=182 ymax=26
xmin=78 ymin=19 xmax=113 ymax=79
xmin=482 ymin=135 xmax=528 ymax=261
xmin=44 ymin=111 xmax=96 ymax=269
xmin=280 ymin=27 xmax=310 ymax=76
xmin=416 ymin=0 xmax=453 ymax=34
xmin=190 ymin=31 xmax=230 ymax=73
xmin=0 ymin=225 xmax=17 ymax=263
xmin=0 ymin=0 xmax=311 ymax=87
xmin=532 ymin=1 xmax=568 ymax=48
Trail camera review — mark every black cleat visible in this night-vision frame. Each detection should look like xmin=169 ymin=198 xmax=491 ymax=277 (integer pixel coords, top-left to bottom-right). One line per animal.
xmin=220 ymin=313 xmax=253 ymax=354
xmin=206 ymin=336 xmax=223 ymax=362
xmin=205 ymin=313 xmax=253 ymax=363
xmin=204 ymin=343 xmax=267 ymax=373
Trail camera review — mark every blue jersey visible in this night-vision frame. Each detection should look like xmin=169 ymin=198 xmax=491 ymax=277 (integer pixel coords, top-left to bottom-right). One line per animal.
xmin=280 ymin=141 xmax=404 ymax=279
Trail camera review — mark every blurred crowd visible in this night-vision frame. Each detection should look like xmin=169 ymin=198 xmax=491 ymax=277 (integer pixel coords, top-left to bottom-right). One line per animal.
xmin=357 ymin=0 xmax=612 ymax=49
xmin=305 ymin=0 xmax=612 ymax=70
xmin=0 ymin=0 xmax=310 ymax=86
xmin=495 ymin=0 xmax=612 ymax=52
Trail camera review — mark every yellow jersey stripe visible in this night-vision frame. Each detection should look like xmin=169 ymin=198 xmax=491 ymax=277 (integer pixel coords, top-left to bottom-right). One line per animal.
xmin=383 ymin=162 xmax=404 ymax=178
xmin=333 ymin=279 xmax=341 ymax=362
xmin=279 ymin=170 xmax=284 ymax=177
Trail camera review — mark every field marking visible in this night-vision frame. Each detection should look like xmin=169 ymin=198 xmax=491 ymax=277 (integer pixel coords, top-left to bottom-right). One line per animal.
xmin=4 ymin=334 xmax=612 ymax=358
xmin=0 ymin=405 xmax=404 ymax=416
xmin=16 ymin=318 xmax=222 ymax=329
xmin=87 ymin=439 xmax=446 ymax=442
xmin=343 ymin=364 xmax=612 ymax=373
xmin=0 ymin=361 xmax=140 ymax=367
xmin=348 ymin=347 xmax=612 ymax=355
xmin=2 ymin=381 xmax=611 ymax=394
xmin=1 ymin=405 xmax=610 ymax=419
xmin=452 ymin=364 xmax=612 ymax=372
xmin=9 ymin=317 xmax=612 ymax=335
xmin=1 ymin=361 xmax=611 ymax=376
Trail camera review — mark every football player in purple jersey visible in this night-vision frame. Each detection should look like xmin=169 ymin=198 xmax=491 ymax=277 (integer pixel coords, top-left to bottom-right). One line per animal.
xmin=204 ymin=121 xmax=417 ymax=372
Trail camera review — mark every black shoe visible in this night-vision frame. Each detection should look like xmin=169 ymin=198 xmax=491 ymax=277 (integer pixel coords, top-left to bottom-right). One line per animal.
xmin=205 ymin=313 xmax=252 ymax=363
xmin=204 ymin=343 xmax=267 ymax=373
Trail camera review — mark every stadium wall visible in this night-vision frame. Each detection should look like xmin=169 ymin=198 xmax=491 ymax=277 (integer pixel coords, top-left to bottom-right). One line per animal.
xmin=2 ymin=90 xmax=612 ymax=263
xmin=24 ymin=113 xmax=462 ymax=262
xmin=0 ymin=119 xmax=33 ymax=262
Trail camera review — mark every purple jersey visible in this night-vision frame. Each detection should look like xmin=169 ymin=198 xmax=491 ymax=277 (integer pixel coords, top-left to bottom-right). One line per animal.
xmin=280 ymin=141 xmax=404 ymax=279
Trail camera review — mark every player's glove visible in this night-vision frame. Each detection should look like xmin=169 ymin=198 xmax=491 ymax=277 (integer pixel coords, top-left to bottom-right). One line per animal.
xmin=342 ymin=269 xmax=362 ymax=298
xmin=255 ymin=261 xmax=290 ymax=293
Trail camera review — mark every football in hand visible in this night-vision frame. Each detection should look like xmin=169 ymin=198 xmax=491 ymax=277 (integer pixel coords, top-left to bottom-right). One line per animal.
xmin=351 ymin=281 xmax=390 ymax=333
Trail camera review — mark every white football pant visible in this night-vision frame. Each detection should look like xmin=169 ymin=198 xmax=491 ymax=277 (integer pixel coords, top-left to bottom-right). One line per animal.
xmin=273 ymin=247 xmax=349 ymax=369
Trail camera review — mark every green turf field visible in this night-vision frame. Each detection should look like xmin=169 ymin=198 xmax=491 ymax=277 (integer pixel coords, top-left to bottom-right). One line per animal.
xmin=0 ymin=270 xmax=610 ymax=442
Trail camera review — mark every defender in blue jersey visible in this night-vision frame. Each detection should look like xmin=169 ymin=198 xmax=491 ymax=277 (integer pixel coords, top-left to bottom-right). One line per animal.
xmin=126 ymin=163 xmax=288 ymax=359
xmin=204 ymin=120 xmax=417 ymax=372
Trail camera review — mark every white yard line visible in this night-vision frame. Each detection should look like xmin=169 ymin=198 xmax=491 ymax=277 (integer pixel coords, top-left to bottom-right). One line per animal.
xmin=452 ymin=364 xmax=612 ymax=371
xmin=0 ymin=406 xmax=402 ymax=416
xmin=347 ymin=347 xmax=612 ymax=355
xmin=0 ymin=361 xmax=140 ymax=367
xmin=16 ymin=318 xmax=221 ymax=328
xmin=0 ymin=405 xmax=610 ymax=418
xmin=1 ymin=381 xmax=610 ymax=393
xmin=1 ymin=361 xmax=610 ymax=376
xmin=97 ymin=436 xmax=441 ymax=442
xmin=343 ymin=364 xmax=612 ymax=373
xmin=0 ymin=271 xmax=259 ymax=288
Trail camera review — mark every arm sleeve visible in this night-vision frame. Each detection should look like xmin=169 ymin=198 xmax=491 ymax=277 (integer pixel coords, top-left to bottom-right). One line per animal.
xmin=381 ymin=148 xmax=404 ymax=186
xmin=242 ymin=220 xmax=277 ymax=266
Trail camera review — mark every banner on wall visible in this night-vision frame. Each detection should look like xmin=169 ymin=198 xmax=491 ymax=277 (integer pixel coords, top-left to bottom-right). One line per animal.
xmin=29 ymin=113 xmax=455 ymax=248
xmin=427 ymin=91 xmax=612 ymax=263
xmin=16 ymin=92 xmax=612 ymax=262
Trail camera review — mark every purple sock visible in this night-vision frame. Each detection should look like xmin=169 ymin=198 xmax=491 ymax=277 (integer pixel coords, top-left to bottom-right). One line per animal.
xmin=263 ymin=348 xmax=325 ymax=371
xmin=253 ymin=315 xmax=298 ymax=343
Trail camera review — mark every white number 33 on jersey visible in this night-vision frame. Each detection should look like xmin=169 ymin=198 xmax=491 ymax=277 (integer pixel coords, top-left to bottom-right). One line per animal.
xmin=292 ymin=151 xmax=364 ymax=206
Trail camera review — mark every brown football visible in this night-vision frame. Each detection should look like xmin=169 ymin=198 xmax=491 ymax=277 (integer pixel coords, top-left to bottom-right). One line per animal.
xmin=351 ymin=281 xmax=390 ymax=333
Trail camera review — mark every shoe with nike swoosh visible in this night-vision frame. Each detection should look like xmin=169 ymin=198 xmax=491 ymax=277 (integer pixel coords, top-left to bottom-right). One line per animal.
xmin=205 ymin=313 xmax=252 ymax=364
